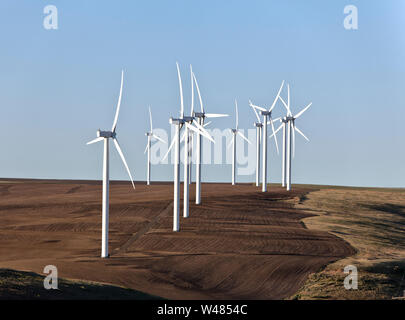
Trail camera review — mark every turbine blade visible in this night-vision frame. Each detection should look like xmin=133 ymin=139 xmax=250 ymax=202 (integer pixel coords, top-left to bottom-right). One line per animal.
xmin=227 ymin=137 xmax=234 ymax=149
xmin=249 ymin=100 xmax=261 ymax=123
xmin=235 ymin=99 xmax=239 ymax=130
xmin=279 ymin=96 xmax=290 ymax=116
xmin=270 ymin=118 xmax=279 ymax=154
xmin=205 ymin=113 xmax=229 ymax=118
xmin=149 ymin=106 xmax=153 ymax=132
xmin=144 ymin=142 xmax=149 ymax=154
xmin=269 ymin=123 xmax=283 ymax=138
xmin=162 ymin=136 xmax=176 ymax=161
xmin=267 ymin=117 xmax=281 ymax=124
xmin=152 ymin=134 xmax=166 ymax=144
xmin=203 ymin=121 xmax=212 ymax=127
xmin=176 ymin=62 xmax=184 ymax=118
xmin=269 ymin=80 xmax=285 ymax=112
xmin=187 ymin=122 xmax=214 ymax=143
xmin=237 ymin=130 xmax=252 ymax=144
xmin=180 ymin=130 xmax=186 ymax=143
xmin=249 ymin=100 xmax=266 ymax=112
xmin=295 ymin=126 xmax=309 ymax=141
xmin=292 ymin=122 xmax=296 ymax=158
xmin=112 ymin=70 xmax=124 ymax=132
xmin=192 ymin=119 xmax=213 ymax=140
xmin=192 ymin=72 xmax=204 ymax=113
xmin=287 ymin=84 xmax=292 ymax=116
xmin=190 ymin=65 xmax=194 ymax=115
xmin=86 ymin=137 xmax=104 ymax=145
xmin=295 ymin=102 xmax=312 ymax=119
xmin=113 ymin=138 xmax=135 ymax=189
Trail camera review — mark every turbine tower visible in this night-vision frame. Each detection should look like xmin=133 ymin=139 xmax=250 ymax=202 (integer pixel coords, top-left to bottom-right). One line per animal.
xmin=87 ymin=70 xmax=135 ymax=258
xmin=249 ymin=81 xmax=284 ymax=192
xmin=144 ymin=106 xmax=165 ymax=185
xmin=281 ymin=117 xmax=288 ymax=187
xmin=228 ymin=100 xmax=251 ymax=185
xmin=273 ymin=84 xmax=312 ymax=191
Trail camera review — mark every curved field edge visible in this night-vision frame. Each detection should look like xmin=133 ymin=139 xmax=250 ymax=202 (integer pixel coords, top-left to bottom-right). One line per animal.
xmin=0 ymin=268 xmax=162 ymax=300
xmin=288 ymin=186 xmax=405 ymax=300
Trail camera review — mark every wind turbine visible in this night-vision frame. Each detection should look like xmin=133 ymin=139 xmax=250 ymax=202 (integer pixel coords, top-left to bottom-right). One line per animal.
xmin=86 ymin=70 xmax=135 ymax=258
xmin=191 ymin=69 xmax=228 ymax=204
xmin=181 ymin=65 xmax=214 ymax=219
xmin=228 ymin=100 xmax=251 ymax=185
xmin=185 ymin=70 xmax=213 ymax=186
xmin=272 ymin=84 xmax=312 ymax=191
xmin=249 ymin=100 xmax=281 ymax=188
xmin=144 ymin=106 xmax=165 ymax=185
xmin=163 ymin=62 xmax=212 ymax=230
xmin=249 ymin=81 xmax=284 ymax=192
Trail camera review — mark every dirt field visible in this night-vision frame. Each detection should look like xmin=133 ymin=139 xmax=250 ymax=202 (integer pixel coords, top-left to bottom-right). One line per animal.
xmin=0 ymin=268 xmax=161 ymax=300
xmin=0 ymin=179 xmax=355 ymax=299
xmin=290 ymin=186 xmax=405 ymax=299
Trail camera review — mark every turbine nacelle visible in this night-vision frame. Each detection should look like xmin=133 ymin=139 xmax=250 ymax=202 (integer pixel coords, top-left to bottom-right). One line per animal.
xmin=183 ymin=116 xmax=194 ymax=123
xmin=261 ymin=110 xmax=272 ymax=116
xmin=193 ymin=112 xmax=205 ymax=118
xmin=97 ymin=130 xmax=116 ymax=139
xmin=254 ymin=122 xmax=263 ymax=128
xmin=170 ymin=117 xmax=185 ymax=125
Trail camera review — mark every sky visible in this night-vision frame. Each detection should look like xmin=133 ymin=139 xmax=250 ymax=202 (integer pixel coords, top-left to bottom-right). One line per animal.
xmin=0 ymin=1 xmax=404 ymax=187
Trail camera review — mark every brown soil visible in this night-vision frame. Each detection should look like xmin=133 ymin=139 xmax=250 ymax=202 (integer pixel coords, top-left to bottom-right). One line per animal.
xmin=290 ymin=187 xmax=405 ymax=299
xmin=0 ymin=179 xmax=355 ymax=299
xmin=0 ymin=268 xmax=161 ymax=300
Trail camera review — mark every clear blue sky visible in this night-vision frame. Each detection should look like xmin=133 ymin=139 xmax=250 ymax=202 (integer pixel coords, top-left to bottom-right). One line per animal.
xmin=0 ymin=1 xmax=404 ymax=187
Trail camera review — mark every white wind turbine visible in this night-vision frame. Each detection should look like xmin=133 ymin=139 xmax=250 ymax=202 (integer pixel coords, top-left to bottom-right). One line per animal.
xmin=184 ymin=67 xmax=213 ymax=186
xmin=144 ymin=106 xmax=166 ymax=185
xmin=272 ymin=84 xmax=312 ymax=191
xmin=163 ymin=62 xmax=212 ymax=230
xmin=190 ymin=68 xmax=227 ymax=204
xmin=186 ymin=67 xmax=195 ymax=186
xmin=228 ymin=100 xmax=251 ymax=185
xmin=248 ymin=100 xmax=281 ymax=187
xmin=180 ymin=65 xmax=214 ymax=219
xmin=86 ymin=70 xmax=135 ymax=258
xmin=249 ymin=81 xmax=284 ymax=192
